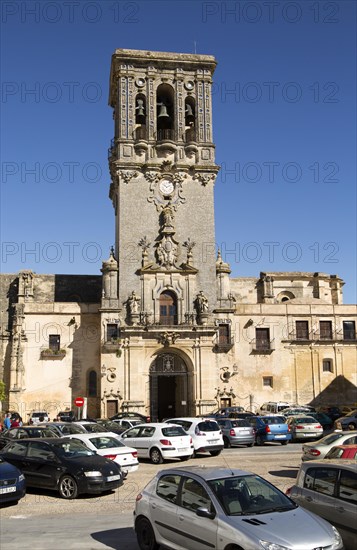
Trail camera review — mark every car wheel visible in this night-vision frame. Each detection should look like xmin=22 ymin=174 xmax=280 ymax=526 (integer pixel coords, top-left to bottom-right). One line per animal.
xmin=209 ymin=450 xmax=222 ymax=457
xmin=348 ymin=422 xmax=357 ymax=430
xmin=281 ymin=440 xmax=288 ymax=445
xmin=150 ymin=447 xmax=163 ymax=464
xmin=58 ymin=475 xmax=78 ymax=499
xmin=256 ymin=435 xmax=264 ymax=446
xmin=223 ymin=436 xmax=231 ymax=448
xmin=136 ymin=517 xmax=159 ymax=550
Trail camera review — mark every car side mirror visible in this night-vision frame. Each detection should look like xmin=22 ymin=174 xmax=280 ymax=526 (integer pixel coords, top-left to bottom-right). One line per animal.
xmin=196 ymin=507 xmax=216 ymax=520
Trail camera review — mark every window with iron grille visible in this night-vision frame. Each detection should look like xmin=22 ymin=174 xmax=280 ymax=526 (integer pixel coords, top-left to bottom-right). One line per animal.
xmin=107 ymin=323 xmax=119 ymax=341
xmin=49 ymin=335 xmax=60 ymax=352
xmin=343 ymin=321 xmax=356 ymax=340
xmin=256 ymin=328 xmax=270 ymax=350
xmin=296 ymin=321 xmax=309 ymax=340
xmin=319 ymin=321 xmax=332 ymax=340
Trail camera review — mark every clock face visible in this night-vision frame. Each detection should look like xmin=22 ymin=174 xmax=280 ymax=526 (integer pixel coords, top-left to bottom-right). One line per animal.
xmin=159 ymin=179 xmax=174 ymax=195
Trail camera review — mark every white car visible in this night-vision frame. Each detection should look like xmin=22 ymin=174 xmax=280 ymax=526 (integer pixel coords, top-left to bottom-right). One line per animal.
xmin=64 ymin=433 xmax=139 ymax=475
xmin=165 ymin=417 xmax=224 ymax=457
xmin=134 ymin=466 xmax=343 ymax=550
xmin=28 ymin=411 xmax=49 ymax=425
xmin=119 ymin=423 xmax=193 ymax=464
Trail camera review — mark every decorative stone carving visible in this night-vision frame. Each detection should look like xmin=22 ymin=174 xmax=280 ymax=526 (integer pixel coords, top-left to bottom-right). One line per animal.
xmin=158 ymin=332 xmax=180 ymax=347
xmin=183 ymin=238 xmax=196 ymax=265
xmin=144 ymin=170 xmax=160 ymax=183
xmin=138 ymin=236 xmax=151 ymax=265
xmin=156 ymin=236 xmax=178 ymax=269
xmin=193 ymin=172 xmax=216 ymax=186
xmin=120 ymin=170 xmax=138 ymax=183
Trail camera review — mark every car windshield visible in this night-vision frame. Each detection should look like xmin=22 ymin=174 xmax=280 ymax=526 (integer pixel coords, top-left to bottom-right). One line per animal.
xmin=58 ymin=424 xmax=86 ymax=434
xmin=345 ymin=410 xmax=357 ymax=417
xmin=262 ymin=417 xmax=286 ymax=425
xmin=317 ymin=432 xmax=346 ymax=445
xmin=25 ymin=428 xmax=59 ymax=437
xmin=162 ymin=426 xmax=187 ymax=437
xmin=197 ymin=421 xmax=219 ymax=432
xmin=88 ymin=436 xmax=125 ymax=449
xmin=83 ymin=423 xmax=109 ymax=433
xmin=98 ymin=421 xmax=122 ymax=430
xmin=52 ymin=440 xmax=95 ymax=457
xmin=208 ymin=474 xmax=297 ymax=516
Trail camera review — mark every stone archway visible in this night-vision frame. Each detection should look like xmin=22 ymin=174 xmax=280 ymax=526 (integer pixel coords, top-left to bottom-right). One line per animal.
xmin=149 ymin=352 xmax=190 ymax=421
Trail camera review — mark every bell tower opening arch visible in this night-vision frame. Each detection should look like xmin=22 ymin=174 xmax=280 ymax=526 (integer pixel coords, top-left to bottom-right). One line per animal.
xmin=149 ymin=350 xmax=193 ymax=421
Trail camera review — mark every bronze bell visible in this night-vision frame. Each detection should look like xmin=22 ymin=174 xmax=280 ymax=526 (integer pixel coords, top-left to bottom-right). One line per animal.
xmin=157 ymin=101 xmax=170 ymax=118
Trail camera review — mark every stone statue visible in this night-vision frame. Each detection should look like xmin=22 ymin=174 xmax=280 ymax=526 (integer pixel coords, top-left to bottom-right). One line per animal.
xmin=195 ymin=290 xmax=208 ymax=313
xmin=127 ymin=291 xmax=140 ymax=314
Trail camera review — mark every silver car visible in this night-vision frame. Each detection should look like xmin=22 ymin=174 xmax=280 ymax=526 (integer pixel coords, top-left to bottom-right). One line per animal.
xmin=286 ymin=415 xmax=323 ymax=441
xmin=134 ymin=466 xmax=343 ymax=550
xmin=302 ymin=430 xmax=357 ymax=461
xmin=287 ymin=460 xmax=357 ymax=550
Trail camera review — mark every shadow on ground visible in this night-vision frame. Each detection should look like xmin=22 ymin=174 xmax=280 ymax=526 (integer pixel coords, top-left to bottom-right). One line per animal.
xmin=91 ymin=527 xmax=136 ymax=549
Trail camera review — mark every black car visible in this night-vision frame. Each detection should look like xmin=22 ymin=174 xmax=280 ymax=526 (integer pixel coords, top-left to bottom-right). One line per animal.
xmin=57 ymin=411 xmax=76 ymax=422
xmin=0 ymin=438 xmax=124 ymax=499
xmin=0 ymin=457 xmax=26 ymax=505
xmin=0 ymin=426 xmax=59 ymax=450
xmin=38 ymin=422 xmax=88 ymax=436
xmin=110 ymin=411 xmax=150 ymax=423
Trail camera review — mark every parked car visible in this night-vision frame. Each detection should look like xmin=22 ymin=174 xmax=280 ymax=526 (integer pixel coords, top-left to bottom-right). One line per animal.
xmin=324 ymin=444 xmax=357 ymax=460
xmin=95 ymin=419 xmax=128 ymax=435
xmin=301 ymin=431 xmax=357 ymax=461
xmin=73 ymin=421 xmax=112 ymax=434
xmin=258 ymin=401 xmax=291 ymax=415
xmin=305 ymin=412 xmax=333 ymax=431
xmin=287 ymin=460 xmax=356 ymax=550
xmin=286 ymin=415 xmax=323 ymax=441
xmin=164 ymin=418 xmax=224 ymax=457
xmin=216 ymin=418 xmax=255 ymax=448
xmin=317 ymin=406 xmax=343 ymax=422
xmin=282 ymin=406 xmax=316 ymax=417
xmin=119 ymin=423 xmax=193 ymax=464
xmin=334 ymin=409 xmax=357 ymax=431
xmin=247 ymin=415 xmax=291 ymax=445
xmin=0 ymin=426 xmax=59 ymax=450
xmin=0 ymin=438 xmax=124 ymax=499
xmin=38 ymin=422 xmax=87 ymax=436
xmin=111 ymin=418 xmax=142 ymax=430
xmin=57 ymin=411 xmax=76 ymax=422
xmin=0 ymin=457 xmax=26 ymax=505
xmin=64 ymin=433 xmax=139 ymax=475
xmin=134 ymin=465 xmax=344 ymax=550
xmin=28 ymin=411 xmax=49 ymax=425
xmin=110 ymin=411 xmax=150 ymax=423
xmin=202 ymin=406 xmax=245 ymax=418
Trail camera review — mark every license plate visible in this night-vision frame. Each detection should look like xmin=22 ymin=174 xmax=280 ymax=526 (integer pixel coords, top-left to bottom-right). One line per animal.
xmin=275 ymin=435 xmax=285 ymax=439
xmin=0 ymin=486 xmax=16 ymax=494
xmin=178 ymin=448 xmax=189 ymax=452
xmin=208 ymin=439 xmax=219 ymax=444
xmin=106 ymin=474 xmax=121 ymax=482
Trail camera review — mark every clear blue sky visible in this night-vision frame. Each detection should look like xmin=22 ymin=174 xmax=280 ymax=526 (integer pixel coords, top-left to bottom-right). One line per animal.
xmin=1 ymin=0 xmax=356 ymax=303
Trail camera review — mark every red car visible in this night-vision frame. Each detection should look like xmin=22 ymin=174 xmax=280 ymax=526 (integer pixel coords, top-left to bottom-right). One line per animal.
xmin=324 ymin=444 xmax=357 ymax=460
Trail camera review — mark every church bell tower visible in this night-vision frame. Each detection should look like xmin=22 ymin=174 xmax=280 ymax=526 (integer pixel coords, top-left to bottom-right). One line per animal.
xmin=102 ymin=49 xmax=220 ymax=419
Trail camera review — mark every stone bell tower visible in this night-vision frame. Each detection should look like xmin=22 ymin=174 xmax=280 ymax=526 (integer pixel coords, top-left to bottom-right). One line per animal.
xmin=102 ymin=49 xmax=220 ymax=419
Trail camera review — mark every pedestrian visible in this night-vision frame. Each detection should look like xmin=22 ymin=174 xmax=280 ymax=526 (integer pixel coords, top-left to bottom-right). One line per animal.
xmin=4 ymin=412 xmax=11 ymax=430
xmin=11 ymin=417 xmax=20 ymax=428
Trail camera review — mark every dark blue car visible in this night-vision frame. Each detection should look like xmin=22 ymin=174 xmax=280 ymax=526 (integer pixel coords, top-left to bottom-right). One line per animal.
xmin=247 ymin=415 xmax=292 ymax=445
xmin=0 ymin=457 xmax=26 ymax=505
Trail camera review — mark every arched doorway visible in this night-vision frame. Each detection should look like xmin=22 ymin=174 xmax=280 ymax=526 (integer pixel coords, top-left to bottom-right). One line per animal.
xmin=149 ymin=353 xmax=190 ymax=421
xmin=159 ymin=290 xmax=178 ymax=325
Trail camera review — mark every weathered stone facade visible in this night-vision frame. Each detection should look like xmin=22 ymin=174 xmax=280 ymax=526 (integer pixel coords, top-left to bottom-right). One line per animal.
xmin=1 ymin=50 xmax=356 ymax=422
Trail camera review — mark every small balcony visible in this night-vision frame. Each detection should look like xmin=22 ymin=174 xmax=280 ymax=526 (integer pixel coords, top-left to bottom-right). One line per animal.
xmin=214 ymin=335 xmax=235 ymax=353
xmin=102 ymin=338 xmax=122 ymax=354
xmin=250 ymin=339 xmax=275 ymax=353
xmin=40 ymin=347 xmax=66 ymax=359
